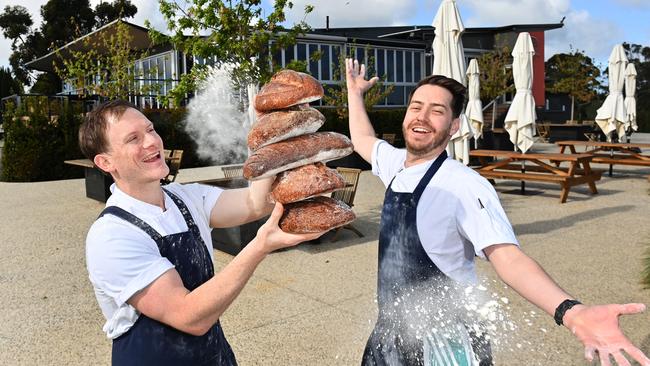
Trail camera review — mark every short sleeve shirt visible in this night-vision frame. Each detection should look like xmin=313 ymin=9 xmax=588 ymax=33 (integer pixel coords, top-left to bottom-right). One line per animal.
xmin=85 ymin=183 xmax=222 ymax=339
xmin=371 ymin=140 xmax=518 ymax=284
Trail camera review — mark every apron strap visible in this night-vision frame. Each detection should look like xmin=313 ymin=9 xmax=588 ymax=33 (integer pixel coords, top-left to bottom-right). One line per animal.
xmin=98 ymin=206 xmax=163 ymax=242
xmin=413 ymin=150 xmax=448 ymax=201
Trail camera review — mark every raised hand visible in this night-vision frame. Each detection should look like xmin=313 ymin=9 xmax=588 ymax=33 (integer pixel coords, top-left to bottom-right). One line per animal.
xmin=564 ymin=303 xmax=650 ymax=366
xmin=345 ymin=58 xmax=379 ymax=95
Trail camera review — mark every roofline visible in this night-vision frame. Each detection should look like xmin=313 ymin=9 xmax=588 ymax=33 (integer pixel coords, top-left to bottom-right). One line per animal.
xmin=313 ymin=22 xmax=564 ymax=36
xmin=24 ymin=19 xmax=150 ymax=69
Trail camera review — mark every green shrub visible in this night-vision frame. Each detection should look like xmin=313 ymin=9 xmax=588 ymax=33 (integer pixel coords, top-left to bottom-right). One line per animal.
xmin=1 ymin=97 xmax=84 ymax=182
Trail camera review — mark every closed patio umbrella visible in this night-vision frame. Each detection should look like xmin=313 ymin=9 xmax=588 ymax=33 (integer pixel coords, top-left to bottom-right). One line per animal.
xmin=465 ymin=59 xmax=483 ymax=148
xmin=624 ymin=63 xmax=637 ymax=133
xmin=504 ymin=32 xmax=536 ymax=154
xmin=432 ymin=0 xmax=472 ymax=165
xmin=595 ymin=44 xmax=628 ymax=141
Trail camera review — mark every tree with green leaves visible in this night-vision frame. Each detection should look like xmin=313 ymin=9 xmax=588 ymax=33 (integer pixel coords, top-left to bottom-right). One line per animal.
xmin=323 ymin=49 xmax=394 ymax=120
xmin=151 ymin=0 xmax=313 ymax=105
xmin=0 ymin=5 xmax=32 ymax=46
xmin=546 ymin=49 xmax=602 ymax=122
xmin=476 ymin=43 xmax=513 ymax=103
xmin=95 ymin=0 xmax=138 ymax=27
xmin=622 ymin=42 xmax=649 ymax=132
xmin=54 ymin=20 xmax=154 ymax=100
xmin=0 ymin=67 xmax=23 ymax=99
xmin=0 ymin=0 xmax=137 ymax=89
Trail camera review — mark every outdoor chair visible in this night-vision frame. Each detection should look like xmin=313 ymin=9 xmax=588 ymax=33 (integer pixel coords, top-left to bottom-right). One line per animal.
xmin=536 ymin=124 xmax=550 ymax=142
xmin=221 ymin=164 xmax=244 ymax=178
xmin=330 ymin=167 xmax=364 ymax=242
xmin=381 ymin=133 xmax=396 ymax=144
xmin=161 ymin=149 xmax=183 ymax=184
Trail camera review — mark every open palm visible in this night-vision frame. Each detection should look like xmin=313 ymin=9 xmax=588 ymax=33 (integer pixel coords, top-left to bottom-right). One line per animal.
xmin=345 ymin=58 xmax=379 ymax=95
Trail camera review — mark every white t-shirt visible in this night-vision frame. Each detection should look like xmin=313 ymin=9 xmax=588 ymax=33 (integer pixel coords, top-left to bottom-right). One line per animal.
xmin=85 ymin=183 xmax=223 ymax=339
xmin=372 ymin=140 xmax=518 ymax=284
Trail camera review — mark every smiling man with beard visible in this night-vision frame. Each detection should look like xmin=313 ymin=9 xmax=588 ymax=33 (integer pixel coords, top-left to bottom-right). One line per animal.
xmin=345 ymin=58 xmax=650 ymax=366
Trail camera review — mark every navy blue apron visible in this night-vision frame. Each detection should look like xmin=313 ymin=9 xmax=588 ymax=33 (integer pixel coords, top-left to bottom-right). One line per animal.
xmin=361 ymin=151 xmax=492 ymax=366
xmin=99 ymin=188 xmax=237 ymax=366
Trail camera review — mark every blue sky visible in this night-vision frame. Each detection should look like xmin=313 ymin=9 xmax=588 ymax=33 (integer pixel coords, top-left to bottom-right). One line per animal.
xmin=1 ymin=0 xmax=649 ymax=70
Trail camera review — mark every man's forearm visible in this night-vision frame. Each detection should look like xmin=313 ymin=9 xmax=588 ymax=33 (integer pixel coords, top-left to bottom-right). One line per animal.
xmin=247 ymin=177 xmax=274 ymax=218
xmin=489 ymin=245 xmax=574 ymax=316
xmin=182 ymin=239 xmax=268 ymax=334
xmin=347 ymin=89 xmax=376 ymax=143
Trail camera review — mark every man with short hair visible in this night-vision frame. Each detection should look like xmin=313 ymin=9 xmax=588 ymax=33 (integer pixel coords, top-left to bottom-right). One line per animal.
xmin=80 ymin=100 xmax=323 ymax=365
xmin=345 ymin=58 xmax=650 ymax=366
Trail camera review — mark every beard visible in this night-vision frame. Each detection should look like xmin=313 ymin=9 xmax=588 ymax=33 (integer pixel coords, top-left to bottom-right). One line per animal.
xmin=402 ymin=122 xmax=451 ymax=157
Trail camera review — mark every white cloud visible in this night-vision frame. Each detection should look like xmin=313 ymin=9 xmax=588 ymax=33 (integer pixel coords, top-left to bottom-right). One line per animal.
xmin=461 ymin=0 xmax=623 ymax=63
xmin=281 ymin=0 xmax=418 ymax=28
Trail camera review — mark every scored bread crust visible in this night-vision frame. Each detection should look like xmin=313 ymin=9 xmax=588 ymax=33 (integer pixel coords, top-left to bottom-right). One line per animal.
xmin=254 ymin=70 xmax=324 ymax=112
xmin=271 ymin=163 xmax=346 ymax=204
xmin=279 ymin=196 xmax=356 ymax=234
xmin=248 ymin=107 xmax=325 ymax=151
xmin=243 ymin=132 xmax=353 ymax=180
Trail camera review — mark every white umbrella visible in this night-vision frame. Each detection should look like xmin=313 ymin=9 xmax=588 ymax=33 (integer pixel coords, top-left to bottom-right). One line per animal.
xmin=432 ymin=0 xmax=472 ymax=165
xmin=504 ymin=32 xmax=536 ymax=154
xmin=624 ymin=63 xmax=637 ymax=132
xmin=465 ymin=59 xmax=483 ymax=147
xmin=595 ymin=44 xmax=628 ymax=141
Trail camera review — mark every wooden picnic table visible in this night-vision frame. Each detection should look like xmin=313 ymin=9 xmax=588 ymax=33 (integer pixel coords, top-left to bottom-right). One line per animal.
xmin=469 ymin=149 xmax=601 ymax=203
xmin=556 ymin=140 xmax=650 ymax=176
xmin=65 ymin=159 xmax=114 ymax=202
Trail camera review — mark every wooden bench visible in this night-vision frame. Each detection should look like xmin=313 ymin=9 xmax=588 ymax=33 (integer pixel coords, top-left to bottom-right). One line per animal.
xmin=557 ymin=140 xmax=650 ymax=176
xmin=470 ymin=150 xmax=600 ymax=203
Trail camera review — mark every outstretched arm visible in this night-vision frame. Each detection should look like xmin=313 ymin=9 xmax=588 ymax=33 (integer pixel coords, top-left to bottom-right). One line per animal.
xmin=485 ymin=244 xmax=650 ymax=366
xmin=129 ymin=202 xmax=324 ymax=336
xmin=346 ymin=58 xmax=380 ymax=163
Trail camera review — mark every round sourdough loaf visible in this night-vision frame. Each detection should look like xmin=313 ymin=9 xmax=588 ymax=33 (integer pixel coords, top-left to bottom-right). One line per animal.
xmin=279 ymin=196 xmax=356 ymax=233
xmin=243 ymin=132 xmax=353 ymax=180
xmin=247 ymin=107 xmax=325 ymax=151
xmin=254 ymin=70 xmax=324 ymax=112
xmin=271 ymin=163 xmax=346 ymax=204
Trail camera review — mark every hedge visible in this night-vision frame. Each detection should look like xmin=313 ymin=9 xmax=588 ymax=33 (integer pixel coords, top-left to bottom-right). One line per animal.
xmin=0 ymin=96 xmax=405 ymax=182
xmin=1 ymin=97 xmax=84 ymax=182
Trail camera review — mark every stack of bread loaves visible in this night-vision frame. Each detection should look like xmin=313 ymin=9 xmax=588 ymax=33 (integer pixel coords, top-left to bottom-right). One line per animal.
xmin=243 ymin=70 xmax=357 ymax=234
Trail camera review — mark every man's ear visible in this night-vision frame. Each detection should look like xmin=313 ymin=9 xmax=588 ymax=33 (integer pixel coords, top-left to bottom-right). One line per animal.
xmin=449 ymin=116 xmax=461 ymax=137
xmin=93 ymin=153 xmax=113 ymax=174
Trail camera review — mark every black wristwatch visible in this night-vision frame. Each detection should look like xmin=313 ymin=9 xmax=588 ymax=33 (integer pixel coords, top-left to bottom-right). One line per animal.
xmin=554 ymin=299 xmax=582 ymax=326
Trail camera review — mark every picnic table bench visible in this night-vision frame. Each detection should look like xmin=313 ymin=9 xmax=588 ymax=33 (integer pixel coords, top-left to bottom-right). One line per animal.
xmin=469 ymin=149 xmax=601 ymax=203
xmin=556 ymin=140 xmax=650 ymax=176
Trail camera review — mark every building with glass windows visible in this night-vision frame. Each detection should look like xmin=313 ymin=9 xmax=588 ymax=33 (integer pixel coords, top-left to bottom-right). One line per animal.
xmin=24 ymin=19 xmax=563 ymax=109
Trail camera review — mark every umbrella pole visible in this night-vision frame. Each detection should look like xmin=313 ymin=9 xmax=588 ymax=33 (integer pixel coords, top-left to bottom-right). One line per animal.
xmin=514 ymin=144 xmax=526 ymax=193
xmin=606 ymin=132 xmax=614 ymax=176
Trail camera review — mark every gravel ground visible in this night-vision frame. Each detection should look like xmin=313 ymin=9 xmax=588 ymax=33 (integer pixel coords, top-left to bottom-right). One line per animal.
xmin=1 ymin=137 xmax=649 ymax=365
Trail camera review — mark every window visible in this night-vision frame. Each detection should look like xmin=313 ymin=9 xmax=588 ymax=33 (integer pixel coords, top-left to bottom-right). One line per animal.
xmin=387 ymin=50 xmax=395 ymax=82
xmin=405 ymin=51 xmax=413 ymax=83
xmin=309 ymin=44 xmax=319 ymax=76
xmin=321 ymin=45 xmax=331 ymax=80
xmin=297 ymin=43 xmax=307 ymax=61
xmin=377 ymin=49 xmax=385 ymax=78
xmin=396 ymin=50 xmax=404 ymax=82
